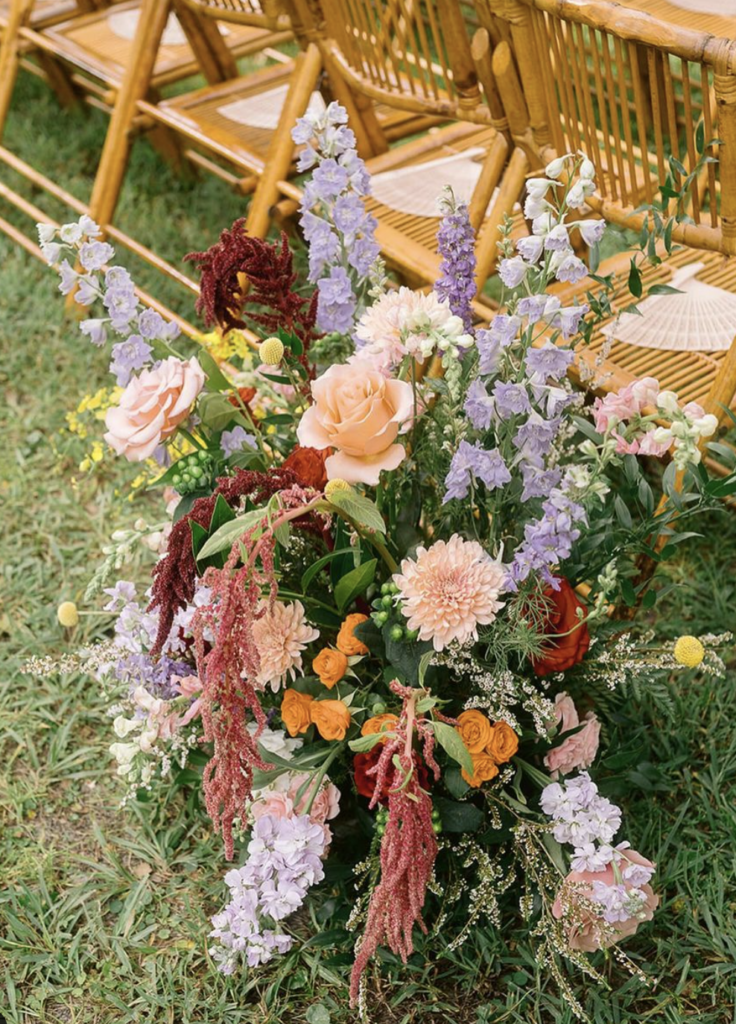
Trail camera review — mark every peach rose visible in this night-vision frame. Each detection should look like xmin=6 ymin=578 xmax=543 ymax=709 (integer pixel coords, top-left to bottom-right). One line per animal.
xmin=311 ymin=699 xmax=352 ymax=741
xmin=456 ymin=709 xmax=493 ymax=754
xmin=361 ymin=713 xmax=399 ymax=742
xmin=336 ymin=614 xmax=370 ymax=656
xmin=251 ymin=791 xmax=294 ymax=822
xmin=313 ymin=648 xmax=348 ymax=689
xmin=288 ymin=772 xmax=341 ymax=824
xmin=553 ymin=850 xmax=659 ymax=952
xmin=486 ymin=721 xmax=519 ymax=764
xmin=544 ymin=692 xmax=600 ymax=776
xmin=462 ymin=753 xmax=499 ymax=788
xmin=296 ymin=363 xmax=413 ymax=485
xmin=281 ymin=689 xmax=314 ymax=737
xmin=104 ymin=356 xmax=205 ymax=461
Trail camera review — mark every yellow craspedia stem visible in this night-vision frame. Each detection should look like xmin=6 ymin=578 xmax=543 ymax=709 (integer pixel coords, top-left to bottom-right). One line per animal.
xmin=259 ymin=337 xmax=285 ymax=365
xmin=57 ymin=601 xmax=79 ymax=628
xmin=674 ymin=635 xmax=705 ymax=668
xmin=325 ymin=478 xmax=352 ymax=500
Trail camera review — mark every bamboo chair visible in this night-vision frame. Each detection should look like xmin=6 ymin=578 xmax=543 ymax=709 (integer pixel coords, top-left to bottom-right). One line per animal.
xmin=620 ymin=0 xmax=736 ymax=40
xmin=476 ymin=0 xmax=736 ymax=433
xmin=268 ymin=0 xmax=530 ymax=290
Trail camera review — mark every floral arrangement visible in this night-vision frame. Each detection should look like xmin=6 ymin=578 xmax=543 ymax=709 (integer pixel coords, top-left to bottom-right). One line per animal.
xmin=35 ymin=105 xmax=734 ymax=1018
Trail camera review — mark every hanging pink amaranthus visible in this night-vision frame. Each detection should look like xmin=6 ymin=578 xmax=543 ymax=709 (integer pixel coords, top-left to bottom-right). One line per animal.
xmin=192 ymin=487 xmax=327 ymax=859
xmin=349 ymin=681 xmax=441 ymax=1005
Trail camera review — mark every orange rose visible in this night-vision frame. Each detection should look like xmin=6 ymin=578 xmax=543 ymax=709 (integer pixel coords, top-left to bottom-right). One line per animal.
xmin=313 ymin=648 xmax=348 ymax=689
xmin=462 ymin=754 xmax=499 ymax=789
xmin=456 ymin=709 xmax=493 ymax=754
xmin=361 ymin=713 xmax=399 ymax=742
xmin=311 ymin=699 xmax=352 ymax=741
xmin=336 ymin=614 xmax=370 ymax=656
xmin=485 ymin=721 xmax=519 ymax=764
xmin=280 ymin=689 xmax=314 ymax=737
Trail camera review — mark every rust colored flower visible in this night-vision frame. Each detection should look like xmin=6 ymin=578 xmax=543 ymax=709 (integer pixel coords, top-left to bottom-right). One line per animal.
xmin=310 ymin=699 xmax=351 ymax=741
xmin=455 ymin=709 xmax=493 ymax=754
xmin=336 ymin=613 xmax=370 ymax=656
xmin=485 ymin=721 xmax=519 ymax=764
xmin=312 ymin=648 xmax=348 ymax=689
xmin=461 ymin=753 xmax=499 ymax=788
xmin=532 ymin=578 xmax=591 ymax=677
xmin=280 ymin=688 xmax=314 ymax=737
xmin=361 ymin=713 xmax=399 ymax=741
xmin=282 ymin=445 xmax=330 ymax=491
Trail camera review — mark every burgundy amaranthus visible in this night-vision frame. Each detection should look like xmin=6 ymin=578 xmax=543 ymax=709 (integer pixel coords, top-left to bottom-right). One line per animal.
xmin=185 ymin=222 xmax=320 ymax=361
xmin=149 ymin=468 xmax=302 ymax=655
xmin=191 ymin=530 xmax=276 ymax=860
xmin=349 ymin=681 xmax=441 ymax=1005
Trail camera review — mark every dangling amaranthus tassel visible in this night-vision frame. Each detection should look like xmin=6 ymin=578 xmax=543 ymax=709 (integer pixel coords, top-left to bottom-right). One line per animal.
xmin=349 ymin=681 xmax=441 ymax=1006
xmin=192 ymin=531 xmax=276 ymax=860
xmin=435 ymin=187 xmax=477 ymax=332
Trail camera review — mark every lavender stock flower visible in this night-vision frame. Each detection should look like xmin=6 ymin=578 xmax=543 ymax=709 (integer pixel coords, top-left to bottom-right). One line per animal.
xmin=434 ymin=189 xmax=477 ymax=331
xmin=221 ymin=425 xmax=257 ymax=459
xmin=524 ymin=342 xmax=575 ymax=380
xmin=443 ymin=440 xmax=511 ymax=502
xmin=109 ymin=335 xmax=153 ymax=386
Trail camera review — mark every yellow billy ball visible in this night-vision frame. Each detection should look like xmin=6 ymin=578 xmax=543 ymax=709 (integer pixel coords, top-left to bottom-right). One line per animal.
xmin=673 ymin=635 xmax=705 ymax=668
xmin=325 ymin=478 xmax=352 ymax=500
xmin=57 ymin=601 xmax=80 ymax=628
xmin=258 ymin=337 xmax=285 ymax=365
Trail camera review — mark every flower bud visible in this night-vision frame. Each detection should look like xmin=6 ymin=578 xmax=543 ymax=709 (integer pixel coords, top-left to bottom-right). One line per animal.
xmin=545 ymin=156 xmax=567 ymax=179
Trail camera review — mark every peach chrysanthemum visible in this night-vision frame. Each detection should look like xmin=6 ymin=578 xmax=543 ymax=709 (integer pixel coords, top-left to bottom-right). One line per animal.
xmin=252 ymin=599 xmax=319 ymax=691
xmin=393 ymin=535 xmax=506 ymax=652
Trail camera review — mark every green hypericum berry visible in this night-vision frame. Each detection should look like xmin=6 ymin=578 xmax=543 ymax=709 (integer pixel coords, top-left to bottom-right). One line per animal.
xmin=380 ymin=582 xmax=392 ymax=595
xmin=197 ymin=450 xmax=210 ymax=462
xmin=190 ymin=465 xmax=203 ymax=479
xmin=181 ymin=472 xmax=192 ymax=483
xmin=389 ymin=624 xmax=404 ymax=642
xmin=376 ymin=824 xmax=385 ymax=837
xmin=405 ymin=628 xmax=420 ymax=642
xmin=431 ymin=808 xmax=441 ymax=821
xmin=432 ymin=821 xmax=442 ymax=834
xmin=380 ymin=594 xmax=394 ymax=610
xmin=388 ymin=582 xmax=400 ymax=595
xmin=373 ymin=611 xmax=389 ymax=626
xmin=372 ymin=701 xmax=387 ymax=715
xmin=172 ymin=475 xmax=182 ymax=487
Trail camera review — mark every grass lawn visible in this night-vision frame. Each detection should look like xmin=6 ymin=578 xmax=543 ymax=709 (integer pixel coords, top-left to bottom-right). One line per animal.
xmin=2 ymin=71 xmax=736 ymax=1024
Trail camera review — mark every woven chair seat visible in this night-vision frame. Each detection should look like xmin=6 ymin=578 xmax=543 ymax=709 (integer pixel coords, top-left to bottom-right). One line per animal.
xmin=554 ymin=248 xmax=736 ymax=409
xmin=41 ymin=0 xmax=277 ymax=89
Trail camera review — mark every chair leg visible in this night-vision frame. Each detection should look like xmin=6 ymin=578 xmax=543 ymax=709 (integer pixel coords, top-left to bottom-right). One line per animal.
xmin=0 ymin=0 xmax=33 ymax=141
xmin=244 ymin=41 xmax=322 ymax=239
xmin=703 ymin=333 xmax=736 ymax=423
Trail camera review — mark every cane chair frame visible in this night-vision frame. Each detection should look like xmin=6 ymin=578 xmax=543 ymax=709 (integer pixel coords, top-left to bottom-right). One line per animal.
xmin=619 ymin=0 xmax=736 ymax=43
xmin=485 ymin=0 xmax=736 ymax=258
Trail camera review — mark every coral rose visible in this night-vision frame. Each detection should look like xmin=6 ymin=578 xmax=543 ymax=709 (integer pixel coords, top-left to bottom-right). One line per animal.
xmin=544 ymin=692 xmax=600 ymax=776
xmin=313 ymin=648 xmax=348 ymax=689
xmin=361 ymin=713 xmax=399 ymax=741
xmin=287 ymin=772 xmax=341 ymax=824
xmin=336 ymin=613 xmax=370 ymax=656
xmin=486 ymin=721 xmax=519 ymax=764
xmin=311 ymin=699 xmax=351 ymax=741
xmin=104 ymin=356 xmax=205 ymax=462
xmin=553 ymin=850 xmax=659 ymax=952
xmin=281 ymin=689 xmax=314 ymax=737
xmin=462 ymin=753 xmax=499 ymax=788
xmin=456 ymin=709 xmax=493 ymax=754
xmin=532 ymin=579 xmax=590 ymax=677
xmin=296 ymin=362 xmax=413 ymax=485
xmin=282 ymin=445 xmax=330 ymax=490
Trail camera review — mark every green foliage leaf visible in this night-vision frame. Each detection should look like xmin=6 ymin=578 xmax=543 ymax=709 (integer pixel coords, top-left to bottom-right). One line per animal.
xmin=334 ymin=559 xmax=377 ymax=612
xmin=198 ymin=393 xmax=248 ymax=432
xmin=198 ymin=507 xmax=265 ymax=559
xmin=434 ymin=796 xmax=484 ymax=833
xmin=628 ymin=258 xmax=643 ymax=299
xmin=348 ymin=732 xmax=387 ymax=753
xmin=198 ymin=348 xmax=233 ymax=392
xmin=444 ymin=766 xmax=470 ymax=800
xmin=277 ymin=326 xmax=304 ymax=357
xmin=172 ymin=491 xmax=209 ymax=523
xmin=301 ymin=548 xmax=353 ymax=593
xmin=327 ymin=490 xmax=386 ymax=534
xmin=432 ymin=721 xmax=473 ymax=775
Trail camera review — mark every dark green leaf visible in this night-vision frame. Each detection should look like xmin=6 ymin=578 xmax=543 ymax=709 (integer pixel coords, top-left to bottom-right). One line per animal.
xmin=327 ymin=490 xmax=387 ymax=534
xmin=434 ymin=796 xmax=484 ymax=833
xmin=302 ymin=548 xmax=354 ymax=593
xmin=334 ymin=559 xmax=377 ymax=611
xmin=432 ymin=721 xmax=473 ymax=775
xmin=198 ymin=349 xmax=233 ymax=392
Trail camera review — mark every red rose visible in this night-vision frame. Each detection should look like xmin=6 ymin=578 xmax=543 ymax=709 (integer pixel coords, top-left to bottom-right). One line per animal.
xmin=353 ymin=747 xmax=431 ymax=804
xmin=531 ymin=578 xmax=590 ymax=677
xmin=282 ymin=445 xmax=330 ymax=490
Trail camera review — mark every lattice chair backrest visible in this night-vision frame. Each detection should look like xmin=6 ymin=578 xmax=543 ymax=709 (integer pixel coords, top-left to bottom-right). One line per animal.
xmin=177 ymin=0 xmax=291 ymax=29
xmin=314 ymin=0 xmax=491 ymax=124
xmin=487 ymin=0 xmax=736 ymax=256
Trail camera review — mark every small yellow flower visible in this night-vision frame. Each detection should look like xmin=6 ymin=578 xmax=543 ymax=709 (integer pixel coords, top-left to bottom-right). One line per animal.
xmin=325 ymin=479 xmax=352 ymax=500
xmin=674 ymin=635 xmax=705 ymax=668
xmin=57 ymin=601 xmax=79 ymax=628
xmin=259 ymin=337 xmax=285 ymax=365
